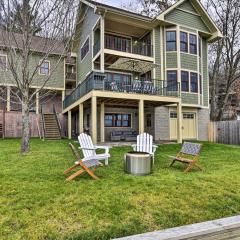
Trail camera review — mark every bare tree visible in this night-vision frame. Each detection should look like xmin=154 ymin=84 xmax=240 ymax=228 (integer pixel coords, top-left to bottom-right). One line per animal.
xmin=0 ymin=0 xmax=78 ymax=153
xmin=121 ymin=0 xmax=174 ymax=18
xmin=207 ymin=0 xmax=240 ymax=121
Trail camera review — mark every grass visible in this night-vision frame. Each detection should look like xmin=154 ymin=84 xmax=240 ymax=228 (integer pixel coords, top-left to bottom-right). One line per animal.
xmin=0 ymin=139 xmax=240 ymax=240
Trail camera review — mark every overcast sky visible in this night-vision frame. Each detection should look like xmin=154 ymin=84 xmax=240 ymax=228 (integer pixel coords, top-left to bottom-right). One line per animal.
xmin=97 ymin=0 xmax=126 ymax=7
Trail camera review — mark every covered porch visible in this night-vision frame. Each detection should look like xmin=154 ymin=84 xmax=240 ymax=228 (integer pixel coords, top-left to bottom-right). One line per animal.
xmin=63 ymin=90 xmax=183 ymax=144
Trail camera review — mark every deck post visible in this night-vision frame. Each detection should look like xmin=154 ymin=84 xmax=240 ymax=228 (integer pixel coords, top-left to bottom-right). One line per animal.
xmin=68 ymin=110 xmax=72 ymax=139
xmin=79 ymin=103 xmax=84 ymax=134
xmin=91 ymin=96 xmax=97 ymax=144
xmin=177 ymin=101 xmax=183 ymax=143
xmin=139 ymin=99 xmax=144 ymax=134
xmin=6 ymin=86 xmax=10 ymax=112
xmin=100 ymin=15 xmax=105 ymax=72
xmin=100 ymin=102 xmax=105 ymax=142
xmin=36 ymin=91 xmax=39 ymax=115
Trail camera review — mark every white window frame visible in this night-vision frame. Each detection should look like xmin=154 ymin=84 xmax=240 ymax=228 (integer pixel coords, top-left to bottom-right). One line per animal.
xmin=0 ymin=54 xmax=7 ymax=71
xmin=80 ymin=36 xmax=90 ymax=62
xmin=39 ymin=60 xmax=50 ymax=76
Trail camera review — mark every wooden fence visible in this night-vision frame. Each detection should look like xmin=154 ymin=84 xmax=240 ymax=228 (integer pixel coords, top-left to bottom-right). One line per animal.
xmin=208 ymin=121 xmax=240 ymax=144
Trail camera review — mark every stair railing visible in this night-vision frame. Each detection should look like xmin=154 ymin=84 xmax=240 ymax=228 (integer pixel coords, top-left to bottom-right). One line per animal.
xmin=53 ymin=104 xmax=62 ymax=138
xmin=40 ymin=105 xmax=45 ymax=141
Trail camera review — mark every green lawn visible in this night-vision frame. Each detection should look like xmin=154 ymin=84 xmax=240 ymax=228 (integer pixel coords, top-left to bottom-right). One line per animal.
xmin=0 ymin=139 xmax=240 ymax=240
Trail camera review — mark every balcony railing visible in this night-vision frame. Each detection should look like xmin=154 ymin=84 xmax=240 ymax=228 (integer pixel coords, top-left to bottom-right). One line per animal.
xmin=63 ymin=72 xmax=180 ymax=109
xmin=105 ymin=34 xmax=153 ymax=57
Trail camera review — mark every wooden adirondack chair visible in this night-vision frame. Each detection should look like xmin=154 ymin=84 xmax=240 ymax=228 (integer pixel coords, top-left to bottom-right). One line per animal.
xmin=132 ymin=133 xmax=158 ymax=163
xmin=169 ymin=142 xmax=203 ymax=173
xmin=78 ymin=133 xmax=110 ymax=166
xmin=64 ymin=143 xmax=103 ymax=181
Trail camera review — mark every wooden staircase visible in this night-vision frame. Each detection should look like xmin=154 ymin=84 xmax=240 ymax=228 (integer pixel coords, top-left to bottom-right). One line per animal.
xmin=0 ymin=123 xmax=3 ymax=138
xmin=43 ymin=114 xmax=61 ymax=140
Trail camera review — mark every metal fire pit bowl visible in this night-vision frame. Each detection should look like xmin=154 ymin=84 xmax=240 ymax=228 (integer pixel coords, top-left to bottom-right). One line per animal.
xmin=124 ymin=151 xmax=152 ymax=176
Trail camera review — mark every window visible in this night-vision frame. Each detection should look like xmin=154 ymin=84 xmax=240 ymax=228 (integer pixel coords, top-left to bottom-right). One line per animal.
xmin=0 ymin=55 xmax=7 ymax=70
xmin=170 ymin=112 xmax=177 ymax=118
xmin=146 ymin=114 xmax=152 ymax=127
xmin=180 ymin=32 xmax=188 ymax=53
xmin=167 ymin=70 xmax=178 ymax=91
xmin=181 ymin=71 xmax=189 ymax=92
xmin=189 ymin=34 xmax=197 ymax=54
xmin=166 ymin=31 xmax=176 ymax=51
xmin=104 ymin=113 xmax=131 ymax=127
xmin=199 ymin=74 xmax=202 ymax=94
xmin=81 ymin=37 xmax=90 ymax=61
xmin=190 ymin=72 xmax=198 ymax=93
xmin=39 ymin=60 xmax=50 ymax=75
xmin=183 ymin=113 xmax=194 ymax=119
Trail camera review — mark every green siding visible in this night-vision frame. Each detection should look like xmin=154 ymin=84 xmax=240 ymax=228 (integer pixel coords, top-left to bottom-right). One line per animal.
xmin=154 ymin=27 xmax=161 ymax=79
xmin=0 ymin=51 xmax=64 ymax=89
xmin=166 ymin=52 xmax=177 ymax=68
xmin=165 ymin=9 xmax=210 ymax=33
xmin=77 ymin=8 xmax=99 ymax=84
xmin=180 ymin=26 xmax=197 ymax=33
xmin=202 ymin=39 xmax=209 ymax=107
xmin=181 ymin=53 xmax=198 ymax=71
xmin=178 ymin=1 xmax=197 ymax=13
xmin=182 ymin=93 xmax=199 ymax=105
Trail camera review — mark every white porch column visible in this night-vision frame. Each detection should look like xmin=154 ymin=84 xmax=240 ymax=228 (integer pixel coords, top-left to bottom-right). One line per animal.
xmin=79 ymin=103 xmax=84 ymax=134
xmin=100 ymin=16 xmax=105 ymax=72
xmin=100 ymin=102 xmax=105 ymax=142
xmin=6 ymin=86 xmax=10 ymax=112
xmin=36 ymin=91 xmax=39 ymax=115
xmin=177 ymin=101 xmax=183 ymax=143
xmin=91 ymin=96 xmax=97 ymax=144
xmin=68 ymin=110 xmax=72 ymax=139
xmin=139 ymin=99 xmax=144 ymax=134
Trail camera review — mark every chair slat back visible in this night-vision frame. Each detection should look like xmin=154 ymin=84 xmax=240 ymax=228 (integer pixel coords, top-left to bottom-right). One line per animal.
xmin=136 ymin=133 xmax=153 ymax=154
xmin=78 ymin=133 xmax=96 ymax=158
xmin=180 ymin=142 xmax=202 ymax=156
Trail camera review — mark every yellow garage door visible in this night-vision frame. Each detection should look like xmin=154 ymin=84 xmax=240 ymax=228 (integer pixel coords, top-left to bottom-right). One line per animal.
xmin=170 ymin=112 xmax=197 ymax=140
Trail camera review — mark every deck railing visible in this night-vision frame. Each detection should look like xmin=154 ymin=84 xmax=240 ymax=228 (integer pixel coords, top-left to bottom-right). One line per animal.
xmin=63 ymin=72 xmax=180 ymax=109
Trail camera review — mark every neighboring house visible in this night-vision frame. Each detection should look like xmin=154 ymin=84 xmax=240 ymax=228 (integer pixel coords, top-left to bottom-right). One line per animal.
xmin=63 ymin=0 xmax=222 ymax=143
xmin=0 ymin=30 xmax=76 ymax=137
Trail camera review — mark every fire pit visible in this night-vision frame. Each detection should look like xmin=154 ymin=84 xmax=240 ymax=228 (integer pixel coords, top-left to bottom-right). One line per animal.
xmin=124 ymin=151 xmax=152 ymax=176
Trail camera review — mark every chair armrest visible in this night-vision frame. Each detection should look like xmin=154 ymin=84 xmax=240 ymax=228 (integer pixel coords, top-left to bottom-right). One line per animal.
xmin=153 ymin=145 xmax=158 ymax=153
xmin=94 ymin=145 xmax=111 ymax=154
xmin=132 ymin=144 xmax=137 ymax=151
xmin=79 ymin=147 xmax=97 ymax=151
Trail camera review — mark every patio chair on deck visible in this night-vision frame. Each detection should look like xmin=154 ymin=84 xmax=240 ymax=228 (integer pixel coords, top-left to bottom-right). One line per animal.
xmin=64 ymin=143 xmax=103 ymax=181
xmin=132 ymin=133 xmax=158 ymax=163
xmin=169 ymin=142 xmax=203 ymax=173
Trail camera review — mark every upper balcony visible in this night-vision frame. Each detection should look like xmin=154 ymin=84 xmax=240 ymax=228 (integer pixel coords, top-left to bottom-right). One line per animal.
xmin=93 ymin=17 xmax=154 ymax=62
xmin=63 ymin=71 xmax=180 ymax=110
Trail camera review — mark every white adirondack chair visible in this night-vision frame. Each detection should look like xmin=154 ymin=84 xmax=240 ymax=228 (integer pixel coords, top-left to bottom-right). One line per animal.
xmin=78 ymin=133 xmax=110 ymax=165
xmin=132 ymin=133 xmax=158 ymax=163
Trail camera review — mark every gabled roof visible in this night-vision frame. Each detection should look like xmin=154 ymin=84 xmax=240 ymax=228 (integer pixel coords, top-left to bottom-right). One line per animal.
xmin=156 ymin=0 xmax=223 ymax=40
xmin=0 ymin=29 xmax=67 ymax=56
xmin=78 ymin=0 xmax=222 ymax=42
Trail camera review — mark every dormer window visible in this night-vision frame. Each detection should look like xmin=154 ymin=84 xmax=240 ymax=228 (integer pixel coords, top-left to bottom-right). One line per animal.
xmin=166 ymin=31 xmax=176 ymax=51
